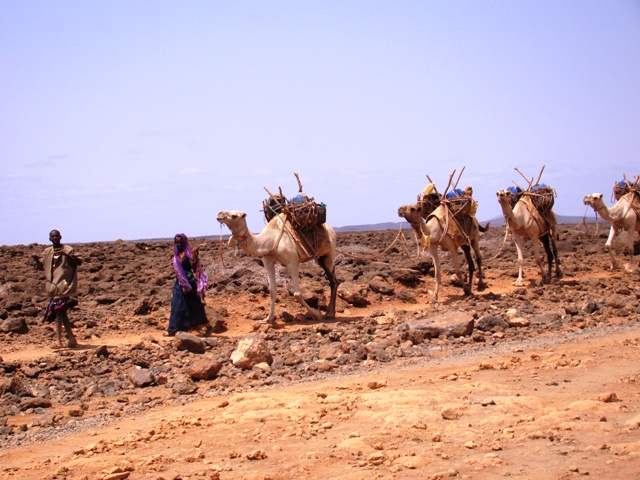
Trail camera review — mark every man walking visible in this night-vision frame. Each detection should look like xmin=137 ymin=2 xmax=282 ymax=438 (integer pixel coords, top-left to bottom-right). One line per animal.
xmin=32 ymin=229 xmax=82 ymax=348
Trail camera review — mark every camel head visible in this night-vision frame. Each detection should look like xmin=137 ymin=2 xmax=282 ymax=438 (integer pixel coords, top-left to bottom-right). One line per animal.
xmin=496 ymin=189 xmax=511 ymax=206
xmin=216 ymin=210 xmax=248 ymax=233
xmin=583 ymin=193 xmax=603 ymax=209
xmin=398 ymin=204 xmax=424 ymax=225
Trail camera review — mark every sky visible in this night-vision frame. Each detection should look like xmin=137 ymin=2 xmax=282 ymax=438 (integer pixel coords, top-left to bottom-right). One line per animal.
xmin=1 ymin=1 xmax=639 ymax=246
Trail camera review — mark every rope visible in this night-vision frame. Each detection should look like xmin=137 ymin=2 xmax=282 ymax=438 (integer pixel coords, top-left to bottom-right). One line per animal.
xmin=336 ymin=225 xmax=415 ymax=261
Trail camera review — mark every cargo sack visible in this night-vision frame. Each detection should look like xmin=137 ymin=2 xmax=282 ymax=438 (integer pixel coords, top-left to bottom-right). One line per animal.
xmin=285 ymin=196 xmax=324 ymax=231
xmin=530 ymin=184 xmax=555 ymax=212
xmin=443 ymin=189 xmax=471 ymax=217
xmin=262 ymin=194 xmax=288 ymax=222
xmin=507 ymin=186 xmax=523 ymax=207
xmin=417 ymin=192 xmax=441 ymax=219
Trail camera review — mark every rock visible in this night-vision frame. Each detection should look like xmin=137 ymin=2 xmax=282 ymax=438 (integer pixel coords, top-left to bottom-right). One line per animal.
xmin=133 ymin=298 xmax=152 ymax=315
xmin=396 ymin=288 xmax=417 ymax=304
xmin=128 ymin=368 xmax=155 ymax=388
xmin=369 ymin=276 xmax=394 ymax=295
xmin=188 ymin=358 xmax=223 ymax=380
xmin=409 ymin=312 xmax=474 ymax=338
xmin=170 ymin=375 xmax=198 ymax=395
xmin=230 ymin=334 xmax=273 ymax=370
xmin=1 ymin=317 xmax=28 ymax=334
xmin=597 ymin=392 xmax=619 ymax=403
xmin=505 ymin=316 xmax=530 ymax=327
xmin=441 ymin=408 xmax=461 ymax=420
xmin=20 ymin=397 xmax=52 ymax=409
xmin=476 ymin=315 xmax=508 ymax=332
xmin=337 ymin=282 xmax=369 ymax=307
xmin=174 ymin=332 xmax=206 ymax=354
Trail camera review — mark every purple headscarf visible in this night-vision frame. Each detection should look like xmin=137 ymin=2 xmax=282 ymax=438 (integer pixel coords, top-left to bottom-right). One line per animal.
xmin=172 ymin=233 xmax=208 ymax=300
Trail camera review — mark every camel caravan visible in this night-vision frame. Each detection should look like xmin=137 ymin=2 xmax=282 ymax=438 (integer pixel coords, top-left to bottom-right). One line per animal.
xmin=218 ymin=168 xmax=640 ymax=324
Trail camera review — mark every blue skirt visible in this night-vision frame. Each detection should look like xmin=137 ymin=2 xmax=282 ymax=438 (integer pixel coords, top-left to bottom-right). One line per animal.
xmin=168 ymin=281 xmax=208 ymax=333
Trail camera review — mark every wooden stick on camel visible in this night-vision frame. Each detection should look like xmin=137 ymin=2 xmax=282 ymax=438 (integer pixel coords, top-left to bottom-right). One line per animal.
xmin=294 ymin=172 xmax=304 ymax=193
xmin=452 ymin=166 xmax=466 ymax=191
xmin=514 ymin=167 xmax=534 ymax=190
xmin=533 ymin=165 xmax=546 ymax=186
xmin=442 ymin=169 xmax=456 ymax=197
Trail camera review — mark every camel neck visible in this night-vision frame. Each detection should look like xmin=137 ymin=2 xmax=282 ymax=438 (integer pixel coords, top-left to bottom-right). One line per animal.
xmin=233 ymin=224 xmax=251 ymax=244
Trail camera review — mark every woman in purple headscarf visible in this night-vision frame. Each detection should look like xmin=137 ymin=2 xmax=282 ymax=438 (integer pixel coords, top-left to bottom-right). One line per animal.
xmin=166 ymin=233 xmax=210 ymax=336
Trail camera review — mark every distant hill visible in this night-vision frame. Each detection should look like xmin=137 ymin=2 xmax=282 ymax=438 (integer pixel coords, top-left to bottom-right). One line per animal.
xmin=334 ymin=214 xmax=597 ymax=233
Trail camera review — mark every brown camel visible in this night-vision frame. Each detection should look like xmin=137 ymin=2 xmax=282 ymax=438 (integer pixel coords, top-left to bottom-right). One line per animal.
xmin=216 ymin=210 xmax=338 ymax=323
xmin=496 ymin=189 xmax=562 ymax=285
xmin=583 ymin=192 xmax=640 ymax=271
xmin=398 ymin=202 xmax=486 ymax=301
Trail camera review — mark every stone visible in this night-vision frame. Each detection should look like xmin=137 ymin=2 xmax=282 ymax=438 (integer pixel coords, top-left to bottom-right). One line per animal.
xmin=174 ymin=332 xmax=206 ymax=354
xmin=128 ymin=368 xmax=155 ymax=388
xmin=230 ymin=334 xmax=273 ymax=370
xmin=409 ymin=311 xmax=474 ymax=338
xmin=188 ymin=358 xmax=223 ymax=380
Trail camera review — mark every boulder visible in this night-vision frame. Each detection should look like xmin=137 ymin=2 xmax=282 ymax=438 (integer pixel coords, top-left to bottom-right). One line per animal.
xmin=174 ymin=332 xmax=206 ymax=354
xmin=231 ymin=334 xmax=273 ymax=370
xmin=188 ymin=358 xmax=223 ymax=380
xmin=408 ymin=311 xmax=474 ymax=338
xmin=1 ymin=317 xmax=28 ymax=334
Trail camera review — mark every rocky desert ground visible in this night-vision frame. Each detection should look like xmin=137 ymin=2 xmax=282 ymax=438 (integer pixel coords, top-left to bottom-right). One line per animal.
xmin=1 ymin=218 xmax=640 ymax=480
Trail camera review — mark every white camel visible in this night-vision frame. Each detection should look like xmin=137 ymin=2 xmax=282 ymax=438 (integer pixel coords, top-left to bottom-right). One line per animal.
xmin=397 ymin=203 xmax=486 ymax=301
xmin=216 ymin=210 xmax=338 ymax=323
xmin=496 ymin=189 xmax=562 ymax=286
xmin=583 ymin=192 xmax=640 ymax=271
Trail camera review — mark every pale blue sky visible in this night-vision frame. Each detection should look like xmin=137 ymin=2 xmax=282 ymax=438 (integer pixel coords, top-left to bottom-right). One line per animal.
xmin=2 ymin=1 xmax=639 ymax=246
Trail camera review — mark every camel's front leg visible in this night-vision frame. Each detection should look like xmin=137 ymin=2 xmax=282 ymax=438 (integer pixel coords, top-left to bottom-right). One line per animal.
xmin=512 ymin=235 xmax=527 ymax=286
xmin=263 ymin=257 xmax=277 ymax=323
xmin=287 ymin=262 xmax=323 ymax=322
xmin=605 ymin=225 xmax=620 ymax=270
xmin=428 ymin=245 xmax=441 ymax=302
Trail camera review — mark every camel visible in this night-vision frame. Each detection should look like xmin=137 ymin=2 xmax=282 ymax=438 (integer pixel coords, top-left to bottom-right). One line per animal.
xmin=216 ymin=210 xmax=338 ymax=323
xmin=582 ymin=192 xmax=640 ymax=271
xmin=496 ymin=189 xmax=562 ymax=286
xmin=397 ymin=203 xmax=486 ymax=302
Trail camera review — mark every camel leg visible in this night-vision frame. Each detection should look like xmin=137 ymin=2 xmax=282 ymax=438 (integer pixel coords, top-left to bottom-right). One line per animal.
xmin=512 ymin=235 xmax=527 ymax=286
xmin=428 ymin=245 xmax=441 ymax=302
xmin=540 ymin=234 xmax=554 ymax=281
xmin=263 ymin=257 xmax=278 ymax=323
xmin=460 ymin=244 xmax=475 ymax=296
xmin=471 ymin=237 xmax=486 ymax=291
xmin=448 ymin=246 xmax=471 ymax=296
xmin=605 ymin=225 xmax=620 ymax=270
xmin=625 ymin=222 xmax=638 ymax=272
xmin=531 ymin=237 xmax=550 ymax=284
xmin=550 ymin=232 xmax=563 ymax=279
xmin=318 ymin=254 xmax=338 ymax=319
xmin=287 ymin=262 xmax=323 ymax=322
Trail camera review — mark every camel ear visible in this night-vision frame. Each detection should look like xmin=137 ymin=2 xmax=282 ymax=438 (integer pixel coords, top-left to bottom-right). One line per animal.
xmin=242 ymin=212 xmax=247 ymax=219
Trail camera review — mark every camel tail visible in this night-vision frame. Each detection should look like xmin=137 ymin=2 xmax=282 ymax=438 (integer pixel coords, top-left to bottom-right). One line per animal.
xmin=479 ymin=221 xmax=491 ymax=233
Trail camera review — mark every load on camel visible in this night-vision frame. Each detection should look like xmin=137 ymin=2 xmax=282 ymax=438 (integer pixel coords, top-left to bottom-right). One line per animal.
xmin=583 ymin=174 xmax=640 ymax=271
xmin=217 ymin=173 xmax=337 ymax=324
xmin=496 ymin=165 xmax=562 ymax=286
xmin=398 ymin=167 xmax=487 ymax=302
